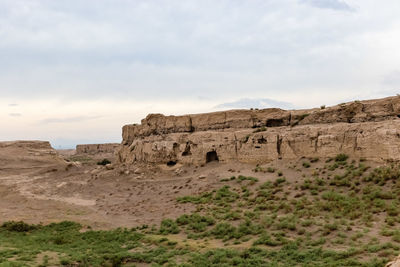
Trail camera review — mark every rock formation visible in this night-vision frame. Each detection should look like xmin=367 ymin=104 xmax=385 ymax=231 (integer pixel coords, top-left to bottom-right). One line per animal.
xmin=0 ymin=141 xmax=66 ymax=172
xmin=387 ymin=255 xmax=400 ymax=267
xmin=118 ymin=96 xmax=400 ymax=166
xmin=76 ymin=143 xmax=120 ymax=155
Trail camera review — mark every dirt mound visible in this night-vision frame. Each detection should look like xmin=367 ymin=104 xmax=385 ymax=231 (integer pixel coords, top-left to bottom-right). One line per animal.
xmin=0 ymin=140 xmax=66 ymax=174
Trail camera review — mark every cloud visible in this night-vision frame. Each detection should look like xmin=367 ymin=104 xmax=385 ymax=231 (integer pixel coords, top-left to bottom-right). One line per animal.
xmin=215 ymin=98 xmax=296 ymax=110
xmin=300 ymin=0 xmax=354 ymax=11
xmin=0 ymin=0 xmax=400 ymax=148
xmin=0 ymin=0 xmax=388 ymax=104
xmin=8 ymin=103 xmax=18 ymax=107
xmin=40 ymin=116 xmax=101 ymax=124
xmin=9 ymin=113 xmax=22 ymax=117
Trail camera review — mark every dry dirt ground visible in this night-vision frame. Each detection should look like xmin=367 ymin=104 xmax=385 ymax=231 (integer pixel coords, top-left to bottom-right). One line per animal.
xmin=0 ymin=153 xmax=288 ymax=229
xmin=1 ymin=149 xmax=370 ymax=230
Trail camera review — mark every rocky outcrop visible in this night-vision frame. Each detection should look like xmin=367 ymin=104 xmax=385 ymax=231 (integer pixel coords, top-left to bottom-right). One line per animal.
xmin=76 ymin=143 xmax=120 ymax=155
xmin=118 ymin=96 xmax=400 ymax=165
xmin=387 ymin=255 xmax=400 ymax=267
xmin=0 ymin=140 xmax=55 ymax=151
xmin=0 ymin=141 xmax=66 ymax=171
xmin=121 ymin=108 xmax=291 ymax=145
xmin=122 ymin=96 xmax=400 ymax=143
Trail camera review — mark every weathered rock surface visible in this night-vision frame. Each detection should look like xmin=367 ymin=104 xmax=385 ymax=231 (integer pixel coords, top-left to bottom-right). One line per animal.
xmin=0 ymin=141 xmax=66 ymax=171
xmin=118 ymin=96 xmax=400 ymax=165
xmin=387 ymin=255 xmax=400 ymax=267
xmin=76 ymin=143 xmax=120 ymax=155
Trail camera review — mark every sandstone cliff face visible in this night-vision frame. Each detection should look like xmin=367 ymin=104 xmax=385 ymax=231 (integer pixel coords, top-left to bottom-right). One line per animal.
xmin=118 ymin=96 xmax=400 ymax=165
xmin=76 ymin=143 xmax=120 ymax=155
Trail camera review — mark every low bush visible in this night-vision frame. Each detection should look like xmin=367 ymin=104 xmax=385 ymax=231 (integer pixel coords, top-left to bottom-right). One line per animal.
xmin=159 ymin=219 xmax=180 ymax=234
xmin=1 ymin=221 xmax=39 ymax=232
xmin=335 ymin=154 xmax=349 ymax=162
xmin=253 ymin=127 xmax=267 ymax=133
xmin=302 ymin=162 xmax=311 ymax=168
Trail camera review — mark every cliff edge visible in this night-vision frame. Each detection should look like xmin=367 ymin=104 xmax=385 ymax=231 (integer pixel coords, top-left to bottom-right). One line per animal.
xmin=119 ymin=96 xmax=400 ymax=165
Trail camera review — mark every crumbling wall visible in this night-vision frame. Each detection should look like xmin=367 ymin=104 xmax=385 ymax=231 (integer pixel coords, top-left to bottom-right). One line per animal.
xmin=118 ymin=96 xmax=400 ymax=165
xmin=76 ymin=143 xmax=120 ymax=155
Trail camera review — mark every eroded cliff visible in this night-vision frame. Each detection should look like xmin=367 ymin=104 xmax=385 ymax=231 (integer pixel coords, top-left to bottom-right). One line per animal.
xmin=119 ymin=96 xmax=400 ymax=165
xmin=0 ymin=141 xmax=67 ymax=173
xmin=76 ymin=143 xmax=120 ymax=155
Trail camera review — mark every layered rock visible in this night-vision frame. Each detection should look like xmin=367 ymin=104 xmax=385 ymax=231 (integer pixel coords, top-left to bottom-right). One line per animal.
xmin=76 ymin=143 xmax=120 ymax=155
xmin=118 ymin=96 xmax=400 ymax=165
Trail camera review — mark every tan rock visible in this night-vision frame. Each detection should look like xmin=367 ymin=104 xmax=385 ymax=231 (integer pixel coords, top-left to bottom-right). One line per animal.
xmin=76 ymin=143 xmax=120 ymax=155
xmin=105 ymin=164 xmax=114 ymax=170
xmin=387 ymin=255 xmax=400 ymax=267
xmin=118 ymin=96 xmax=400 ymax=166
xmin=0 ymin=141 xmax=67 ymax=172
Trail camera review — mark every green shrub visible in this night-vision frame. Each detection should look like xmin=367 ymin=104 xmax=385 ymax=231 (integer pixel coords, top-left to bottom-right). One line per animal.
xmin=302 ymin=162 xmax=311 ymax=168
xmin=159 ymin=219 xmax=180 ymax=234
xmin=214 ymin=186 xmax=239 ymax=203
xmin=253 ymin=233 xmax=280 ymax=246
xmin=1 ymin=221 xmax=39 ymax=232
xmin=177 ymin=214 xmax=215 ymax=232
xmin=267 ymin=167 xmax=276 ymax=173
xmin=253 ymin=127 xmax=267 ymax=133
xmin=335 ymin=154 xmax=349 ymax=162
xmin=275 ymin=216 xmax=297 ymax=231
xmin=237 ymin=175 xmax=259 ymax=183
xmin=211 ymin=223 xmax=236 ymax=240
xmin=323 ymin=223 xmax=339 ymax=235
xmin=274 ymin=177 xmax=286 ymax=186
xmin=364 ymin=165 xmax=400 ymax=185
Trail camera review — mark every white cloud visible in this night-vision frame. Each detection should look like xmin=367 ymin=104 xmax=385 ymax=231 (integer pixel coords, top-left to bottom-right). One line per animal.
xmin=1 ymin=0 xmax=400 ymax=147
xmin=300 ymin=0 xmax=354 ymax=11
xmin=39 ymin=116 xmax=102 ymax=124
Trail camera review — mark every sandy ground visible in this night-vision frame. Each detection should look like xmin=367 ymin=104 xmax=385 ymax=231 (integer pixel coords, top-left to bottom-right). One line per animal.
xmin=0 ymin=146 xmax=382 ymax=230
xmin=0 ymin=149 xmax=270 ymax=229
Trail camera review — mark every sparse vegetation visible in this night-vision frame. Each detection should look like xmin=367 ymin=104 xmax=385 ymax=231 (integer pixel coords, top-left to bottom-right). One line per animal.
xmin=1 ymin=161 xmax=400 ymax=266
xmin=302 ymin=161 xmax=311 ymax=168
xmin=335 ymin=153 xmax=349 ymax=162
xmin=253 ymin=126 xmax=267 ymax=133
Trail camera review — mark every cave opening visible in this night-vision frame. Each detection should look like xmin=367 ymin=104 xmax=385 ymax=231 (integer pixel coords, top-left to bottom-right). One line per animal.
xmin=166 ymin=161 xmax=177 ymax=166
xmin=206 ymin=151 xmax=219 ymax=163
xmin=266 ymin=118 xmax=285 ymax=127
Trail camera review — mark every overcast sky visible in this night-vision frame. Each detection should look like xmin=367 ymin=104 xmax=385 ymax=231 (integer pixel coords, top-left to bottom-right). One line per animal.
xmin=1 ymin=0 xmax=400 ymax=148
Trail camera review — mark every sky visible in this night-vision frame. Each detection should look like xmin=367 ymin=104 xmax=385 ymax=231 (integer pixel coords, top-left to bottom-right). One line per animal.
xmin=1 ymin=0 xmax=400 ymax=148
